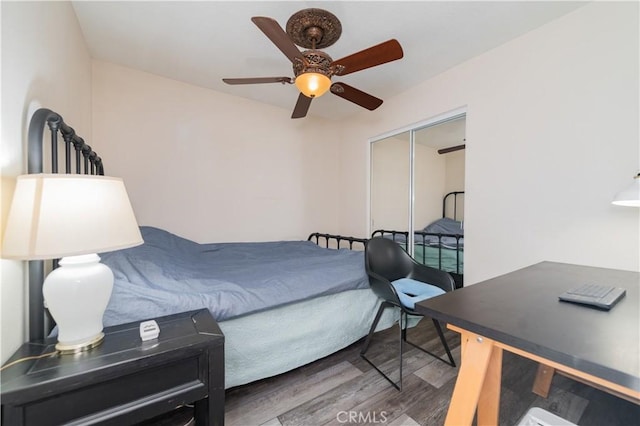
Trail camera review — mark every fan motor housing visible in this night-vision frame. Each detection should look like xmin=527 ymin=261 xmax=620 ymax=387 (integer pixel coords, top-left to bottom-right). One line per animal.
xmin=293 ymin=50 xmax=333 ymax=79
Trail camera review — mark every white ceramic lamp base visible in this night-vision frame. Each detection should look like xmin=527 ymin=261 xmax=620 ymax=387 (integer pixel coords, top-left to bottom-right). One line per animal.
xmin=43 ymin=253 xmax=114 ymax=353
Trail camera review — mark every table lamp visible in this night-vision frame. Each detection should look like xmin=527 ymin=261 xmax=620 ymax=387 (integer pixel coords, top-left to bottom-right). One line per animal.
xmin=612 ymin=172 xmax=640 ymax=207
xmin=2 ymin=174 xmax=143 ymax=353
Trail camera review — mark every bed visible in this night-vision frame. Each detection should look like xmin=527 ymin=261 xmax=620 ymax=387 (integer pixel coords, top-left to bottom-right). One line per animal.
xmin=371 ymin=191 xmax=464 ymax=288
xmin=25 ymin=108 xmax=401 ymax=389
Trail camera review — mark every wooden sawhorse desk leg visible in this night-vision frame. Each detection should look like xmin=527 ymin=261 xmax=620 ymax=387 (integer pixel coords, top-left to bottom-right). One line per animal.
xmin=444 ymin=329 xmax=503 ymax=426
xmin=532 ymin=363 xmax=555 ymax=398
xmin=532 ymin=363 xmax=640 ymax=405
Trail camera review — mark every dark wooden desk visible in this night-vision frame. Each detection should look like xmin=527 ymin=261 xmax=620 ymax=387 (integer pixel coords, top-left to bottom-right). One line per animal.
xmin=415 ymin=261 xmax=640 ymax=426
xmin=1 ymin=309 xmax=224 ymax=425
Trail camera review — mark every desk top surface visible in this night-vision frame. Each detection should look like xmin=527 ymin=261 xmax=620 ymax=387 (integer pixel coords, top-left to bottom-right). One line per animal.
xmin=415 ymin=261 xmax=640 ymax=392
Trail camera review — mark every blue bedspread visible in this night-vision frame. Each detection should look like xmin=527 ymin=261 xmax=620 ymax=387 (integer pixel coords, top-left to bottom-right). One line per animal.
xmin=100 ymin=226 xmax=369 ymax=324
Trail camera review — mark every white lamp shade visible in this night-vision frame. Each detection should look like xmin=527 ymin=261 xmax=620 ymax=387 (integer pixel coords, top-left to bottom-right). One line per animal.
xmin=2 ymin=174 xmax=143 ymax=259
xmin=612 ymin=174 xmax=640 ymax=207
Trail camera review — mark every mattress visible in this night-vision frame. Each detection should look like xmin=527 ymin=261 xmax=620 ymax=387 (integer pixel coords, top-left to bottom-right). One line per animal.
xmin=97 ymin=226 xmax=409 ymax=388
xmin=221 ymin=289 xmax=404 ymax=388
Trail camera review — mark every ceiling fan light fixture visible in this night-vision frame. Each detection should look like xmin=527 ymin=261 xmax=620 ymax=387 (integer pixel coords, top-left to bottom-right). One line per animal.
xmin=295 ymin=72 xmax=331 ymax=98
xmin=224 ymin=9 xmax=404 ymax=118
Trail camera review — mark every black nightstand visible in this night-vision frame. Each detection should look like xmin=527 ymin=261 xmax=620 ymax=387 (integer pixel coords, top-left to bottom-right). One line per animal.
xmin=1 ymin=309 xmax=224 ymax=425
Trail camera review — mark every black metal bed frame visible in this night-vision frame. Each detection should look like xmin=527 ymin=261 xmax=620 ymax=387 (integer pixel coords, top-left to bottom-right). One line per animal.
xmin=442 ymin=190 xmax=464 ymax=222
xmin=371 ymin=191 xmax=465 ymax=286
xmin=25 ymin=108 xmax=370 ymax=340
xmin=307 ymin=232 xmax=368 ymax=250
xmin=27 ymin=108 xmax=104 ymax=341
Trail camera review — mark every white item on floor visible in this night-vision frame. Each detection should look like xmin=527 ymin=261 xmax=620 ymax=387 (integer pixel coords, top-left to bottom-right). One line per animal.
xmin=517 ymin=407 xmax=577 ymax=426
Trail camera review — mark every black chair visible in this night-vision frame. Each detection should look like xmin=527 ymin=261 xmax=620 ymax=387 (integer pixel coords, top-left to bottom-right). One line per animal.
xmin=361 ymin=237 xmax=456 ymax=391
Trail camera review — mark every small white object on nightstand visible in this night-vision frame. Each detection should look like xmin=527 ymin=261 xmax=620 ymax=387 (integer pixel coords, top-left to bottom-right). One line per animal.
xmin=139 ymin=320 xmax=160 ymax=341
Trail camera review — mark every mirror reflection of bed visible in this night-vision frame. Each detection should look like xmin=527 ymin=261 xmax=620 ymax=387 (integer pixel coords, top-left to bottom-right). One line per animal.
xmin=370 ymin=114 xmax=466 ymax=288
xmin=372 ymin=192 xmax=464 ymax=288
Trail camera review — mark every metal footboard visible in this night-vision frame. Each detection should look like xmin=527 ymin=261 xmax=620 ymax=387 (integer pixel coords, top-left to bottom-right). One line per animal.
xmin=307 ymin=233 xmax=368 ymax=250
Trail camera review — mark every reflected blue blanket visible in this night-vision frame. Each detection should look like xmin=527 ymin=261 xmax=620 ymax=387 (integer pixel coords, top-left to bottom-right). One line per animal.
xmin=100 ymin=227 xmax=368 ymax=324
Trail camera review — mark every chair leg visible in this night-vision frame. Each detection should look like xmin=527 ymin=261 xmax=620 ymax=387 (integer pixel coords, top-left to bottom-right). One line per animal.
xmin=403 ymin=317 xmax=457 ymax=368
xmin=401 ymin=311 xmax=408 ymax=342
xmin=361 ymin=308 xmax=457 ymax=392
xmin=360 ymin=302 xmax=403 ymax=391
xmin=432 ymin=319 xmax=456 ymax=367
xmin=360 ymin=302 xmax=390 ymax=355
xmin=397 ymin=311 xmax=405 ymax=391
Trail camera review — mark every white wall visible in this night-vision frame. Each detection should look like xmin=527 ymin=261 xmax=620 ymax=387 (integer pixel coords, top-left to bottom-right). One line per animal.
xmin=0 ymin=1 xmax=92 ymax=362
xmin=92 ymin=61 xmax=342 ymax=243
xmin=445 ymin=150 xmax=465 ymax=221
xmin=414 ymin=144 xmax=446 ymax=227
xmin=370 ymin=136 xmax=459 ymax=232
xmin=1 ymin=1 xmax=636 ymax=363
xmin=339 ymin=2 xmax=639 ymax=283
xmin=445 ymin=150 xmax=465 ymax=197
xmin=370 ymin=136 xmax=410 ymax=231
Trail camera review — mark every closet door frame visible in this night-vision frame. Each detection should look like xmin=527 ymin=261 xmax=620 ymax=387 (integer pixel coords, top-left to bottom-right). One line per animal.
xmin=368 ymin=106 xmax=467 ymax=256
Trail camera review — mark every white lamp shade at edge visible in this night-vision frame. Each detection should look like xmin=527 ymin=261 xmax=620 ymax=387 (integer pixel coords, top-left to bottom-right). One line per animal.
xmin=1 ymin=174 xmax=143 ymax=260
xmin=612 ymin=174 xmax=640 ymax=207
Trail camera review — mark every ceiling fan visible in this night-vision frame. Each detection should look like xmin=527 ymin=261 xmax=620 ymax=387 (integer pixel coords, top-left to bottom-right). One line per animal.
xmin=222 ymin=8 xmax=404 ymax=119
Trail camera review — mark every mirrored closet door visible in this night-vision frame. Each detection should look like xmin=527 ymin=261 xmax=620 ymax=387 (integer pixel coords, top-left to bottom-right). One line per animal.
xmin=370 ymin=110 xmax=466 ymax=287
xmin=370 ymin=130 xmax=410 ymax=238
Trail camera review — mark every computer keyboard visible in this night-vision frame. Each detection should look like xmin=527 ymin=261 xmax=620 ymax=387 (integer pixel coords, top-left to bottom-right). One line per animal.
xmin=559 ymin=284 xmax=626 ymax=310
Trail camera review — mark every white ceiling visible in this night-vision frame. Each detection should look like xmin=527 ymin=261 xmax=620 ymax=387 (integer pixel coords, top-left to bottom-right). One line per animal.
xmin=71 ymin=1 xmax=587 ymax=121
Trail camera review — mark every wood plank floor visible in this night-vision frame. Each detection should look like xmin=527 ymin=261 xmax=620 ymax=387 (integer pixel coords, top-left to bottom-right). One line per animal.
xmin=225 ymin=318 xmax=640 ymax=426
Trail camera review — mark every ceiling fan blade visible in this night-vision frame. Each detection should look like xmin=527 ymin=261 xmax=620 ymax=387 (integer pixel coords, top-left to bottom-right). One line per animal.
xmin=223 ymin=77 xmax=293 ymax=85
xmin=332 ymin=39 xmax=404 ymax=76
xmin=251 ymin=17 xmax=304 ymax=63
xmin=291 ymin=93 xmax=312 ymax=119
xmin=330 ymin=83 xmax=383 ymax=110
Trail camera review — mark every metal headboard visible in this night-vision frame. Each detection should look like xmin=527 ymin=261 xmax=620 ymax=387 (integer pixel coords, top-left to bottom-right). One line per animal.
xmin=442 ymin=191 xmax=464 ymax=221
xmin=27 ymin=108 xmax=104 ymax=341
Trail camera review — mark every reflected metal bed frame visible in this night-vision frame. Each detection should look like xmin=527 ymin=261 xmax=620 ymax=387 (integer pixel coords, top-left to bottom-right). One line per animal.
xmin=371 ymin=191 xmax=465 ymax=287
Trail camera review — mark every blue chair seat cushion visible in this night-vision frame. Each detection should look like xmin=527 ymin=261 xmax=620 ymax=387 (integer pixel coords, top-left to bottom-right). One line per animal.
xmin=391 ymin=278 xmax=445 ymax=310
